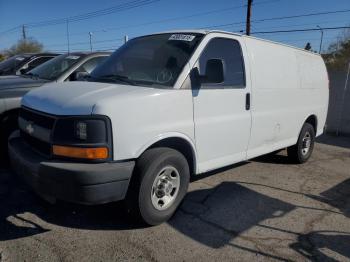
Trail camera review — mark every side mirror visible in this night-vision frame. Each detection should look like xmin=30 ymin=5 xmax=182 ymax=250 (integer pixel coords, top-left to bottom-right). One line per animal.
xmin=19 ymin=69 xmax=27 ymax=74
xmin=19 ymin=64 xmax=29 ymax=75
xmin=201 ymin=59 xmax=224 ymax=84
xmin=71 ymin=71 xmax=89 ymax=81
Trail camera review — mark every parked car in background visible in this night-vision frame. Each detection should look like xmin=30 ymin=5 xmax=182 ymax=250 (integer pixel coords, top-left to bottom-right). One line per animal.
xmin=0 ymin=53 xmax=59 ymax=76
xmin=0 ymin=51 xmax=110 ymax=160
xmin=8 ymin=31 xmax=329 ymax=225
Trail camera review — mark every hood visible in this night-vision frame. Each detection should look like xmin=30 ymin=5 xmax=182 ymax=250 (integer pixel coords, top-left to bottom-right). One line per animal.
xmin=22 ymin=81 xmax=156 ymax=115
xmin=0 ymin=75 xmax=49 ymax=91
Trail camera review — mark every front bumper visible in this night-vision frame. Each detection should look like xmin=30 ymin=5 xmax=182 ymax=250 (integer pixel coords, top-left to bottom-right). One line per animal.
xmin=8 ymin=132 xmax=135 ymax=205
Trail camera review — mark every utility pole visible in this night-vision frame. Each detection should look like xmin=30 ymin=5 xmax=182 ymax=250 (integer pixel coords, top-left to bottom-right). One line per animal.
xmin=66 ymin=19 xmax=70 ymax=53
xmin=317 ymin=25 xmax=324 ymax=54
xmin=89 ymin=32 xmax=93 ymax=52
xmin=246 ymin=0 xmax=253 ymax=35
xmin=22 ymin=25 xmax=26 ymax=40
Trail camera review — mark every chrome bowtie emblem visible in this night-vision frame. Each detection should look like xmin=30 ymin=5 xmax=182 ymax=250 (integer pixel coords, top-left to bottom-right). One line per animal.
xmin=25 ymin=123 xmax=34 ymax=135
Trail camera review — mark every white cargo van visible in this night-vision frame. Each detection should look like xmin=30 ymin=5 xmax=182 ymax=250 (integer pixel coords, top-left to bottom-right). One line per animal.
xmin=9 ymin=30 xmax=329 ymax=225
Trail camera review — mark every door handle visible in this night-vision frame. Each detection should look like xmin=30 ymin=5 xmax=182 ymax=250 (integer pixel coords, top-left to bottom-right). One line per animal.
xmin=246 ymin=93 xmax=251 ymax=110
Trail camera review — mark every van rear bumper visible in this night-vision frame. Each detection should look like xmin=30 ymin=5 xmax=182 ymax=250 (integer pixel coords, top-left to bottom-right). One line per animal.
xmin=8 ymin=133 xmax=135 ymax=205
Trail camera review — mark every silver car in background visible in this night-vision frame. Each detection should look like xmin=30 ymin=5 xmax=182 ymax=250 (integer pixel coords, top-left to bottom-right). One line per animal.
xmin=0 ymin=51 xmax=111 ymax=161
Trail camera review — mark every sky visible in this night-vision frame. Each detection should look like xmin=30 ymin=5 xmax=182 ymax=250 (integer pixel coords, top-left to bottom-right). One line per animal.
xmin=0 ymin=0 xmax=349 ymax=53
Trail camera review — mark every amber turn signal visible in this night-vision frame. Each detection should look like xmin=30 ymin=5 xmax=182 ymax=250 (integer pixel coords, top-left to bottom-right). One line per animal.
xmin=53 ymin=145 xmax=108 ymax=160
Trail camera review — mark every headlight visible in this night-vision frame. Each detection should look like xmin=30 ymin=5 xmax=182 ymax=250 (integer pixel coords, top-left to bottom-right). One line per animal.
xmin=76 ymin=121 xmax=87 ymax=140
xmin=52 ymin=116 xmax=112 ymax=161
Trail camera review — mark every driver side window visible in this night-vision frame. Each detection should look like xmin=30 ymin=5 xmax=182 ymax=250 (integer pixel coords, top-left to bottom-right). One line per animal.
xmin=199 ymin=38 xmax=246 ymax=89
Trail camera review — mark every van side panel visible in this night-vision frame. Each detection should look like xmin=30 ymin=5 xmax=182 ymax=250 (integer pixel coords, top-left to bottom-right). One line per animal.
xmin=296 ymin=52 xmax=329 ymax=136
xmin=244 ymin=37 xmax=328 ymax=159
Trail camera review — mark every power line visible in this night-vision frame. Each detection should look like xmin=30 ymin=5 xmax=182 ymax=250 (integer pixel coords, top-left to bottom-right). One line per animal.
xmin=16 ymin=5 xmax=245 ymax=39
xmin=252 ymin=26 xmax=350 ymax=35
xmin=25 ymin=0 xmax=160 ymax=28
xmin=2 ymin=4 xmax=349 ymax=40
xmin=253 ymin=9 xmax=350 ymax=24
xmin=249 ymin=19 xmax=350 ymax=31
xmin=202 ymin=9 xmax=350 ymax=29
xmin=2 ymin=2 xmax=349 ymax=52
xmin=49 ymin=45 xmax=122 ymax=52
xmin=0 ymin=0 xmax=160 ymax=36
xmin=45 ymin=37 xmax=124 ymax=48
xmin=266 ymin=35 xmax=337 ymax=42
xmin=45 ymin=29 xmax=344 ymax=53
xmin=4 ymin=0 xmax=281 ymax=39
xmin=0 ymin=25 xmax=21 ymax=36
xmin=75 ymin=0 xmax=282 ymax=36
xmin=3 ymin=5 xmax=241 ymax=40
xmin=35 ymin=24 xmax=350 ymax=53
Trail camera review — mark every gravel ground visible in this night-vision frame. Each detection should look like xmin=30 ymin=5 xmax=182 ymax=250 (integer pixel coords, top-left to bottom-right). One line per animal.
xmin=0 ymin=134 xmax=349 ymax=262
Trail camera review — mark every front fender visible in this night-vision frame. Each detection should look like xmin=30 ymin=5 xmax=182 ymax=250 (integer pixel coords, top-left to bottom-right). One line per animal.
xmin=134 ymin=132 xmax=198 ymax=174
xmin=135 ymin=132 xmax=197 ymax=159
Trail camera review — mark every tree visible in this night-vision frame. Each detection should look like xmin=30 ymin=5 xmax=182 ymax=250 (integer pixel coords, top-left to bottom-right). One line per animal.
xmin=323 ymin=28 xmax=350 ymax=71
xmin=4 ymin=38 xmax=43 ymax=57
xmin=0 ymin=53 xmax=5 ymax=62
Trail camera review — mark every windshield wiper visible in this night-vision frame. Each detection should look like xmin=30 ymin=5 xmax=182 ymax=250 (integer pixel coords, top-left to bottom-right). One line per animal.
xmin=92 ymin=74 xmax=137 ymax=86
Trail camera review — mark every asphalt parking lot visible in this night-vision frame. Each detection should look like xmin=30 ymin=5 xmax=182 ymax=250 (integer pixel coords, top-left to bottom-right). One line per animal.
xmin=0 ymin=134 xmax=349 ymax=262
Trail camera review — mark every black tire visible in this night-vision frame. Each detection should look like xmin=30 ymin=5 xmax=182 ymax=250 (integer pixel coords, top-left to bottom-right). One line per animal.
xmin=287 ymin=123 xmax=315 ymax=164
xmin=126 ymin=147 xmax=190 ymax=225
xmin=0 ymin=113 xmax=18 ymax=165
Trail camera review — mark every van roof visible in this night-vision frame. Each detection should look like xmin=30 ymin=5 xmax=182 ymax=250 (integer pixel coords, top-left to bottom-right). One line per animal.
xmin=150 ymin=29 xmax=321 ymax=57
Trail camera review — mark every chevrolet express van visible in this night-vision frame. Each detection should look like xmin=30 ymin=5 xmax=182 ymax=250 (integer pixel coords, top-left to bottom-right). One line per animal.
xmin=9 ymin=30 xmax=329 ymax=225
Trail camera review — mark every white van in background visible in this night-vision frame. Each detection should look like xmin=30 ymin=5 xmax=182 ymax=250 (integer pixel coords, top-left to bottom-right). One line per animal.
xmin=9 ymin=30 xmax=329 ymax=225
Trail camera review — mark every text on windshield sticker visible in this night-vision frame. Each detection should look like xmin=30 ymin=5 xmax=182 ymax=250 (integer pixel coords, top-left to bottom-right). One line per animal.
xmin=169 ymin=34 xmax=195 ymax=42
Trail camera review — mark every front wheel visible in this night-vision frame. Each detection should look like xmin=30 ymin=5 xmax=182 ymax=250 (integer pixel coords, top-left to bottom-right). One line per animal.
xmin=287 ymin=123 xmax=315 ymax=164
xmin=126 ymin=147 xmax=190 ymax=225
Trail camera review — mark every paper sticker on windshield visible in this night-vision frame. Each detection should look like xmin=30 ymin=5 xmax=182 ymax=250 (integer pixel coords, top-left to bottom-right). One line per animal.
xmin=15 ymin=57 xmax=25 ymax=61
xmin=66 ymin=55 xmax=80 ymax=60
xmin=169 ymin=34 xmax=195 ymax=42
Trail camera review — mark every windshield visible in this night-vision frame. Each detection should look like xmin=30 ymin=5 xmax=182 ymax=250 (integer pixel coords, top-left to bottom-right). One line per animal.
xmin=28 ymin=54 xmax=82 ymax=80
xmin=90 ymin=33 xmax=204 ymax=88
xmin=0 ymin=55 xmax=28 ymax=74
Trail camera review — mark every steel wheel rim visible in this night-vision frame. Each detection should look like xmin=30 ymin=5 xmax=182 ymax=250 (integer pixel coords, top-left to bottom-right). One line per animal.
xmin=301 ymin=131 xmax=312 ymax=156
xmin=151 ymin=166 xmax=180 ymax=211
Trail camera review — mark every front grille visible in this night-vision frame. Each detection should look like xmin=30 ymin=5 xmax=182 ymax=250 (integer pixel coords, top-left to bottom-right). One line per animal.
xmin=19 ymin=107 xmax=56 ymax=157
xmin=21 ymin=131 xmax=52 ymax=156
xmin=20 ymin=107 xmax=56 ymax=129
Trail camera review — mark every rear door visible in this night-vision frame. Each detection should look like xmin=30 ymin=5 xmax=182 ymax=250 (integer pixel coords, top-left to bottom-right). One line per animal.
xmin=192 ymin=36 xmax=252 ymax=172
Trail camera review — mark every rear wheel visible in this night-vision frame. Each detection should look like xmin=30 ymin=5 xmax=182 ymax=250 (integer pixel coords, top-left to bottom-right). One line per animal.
xmin=287 ymin=123 xmax=315 ymax=164
xmin=126 ymin=147 xmax=190 ymax=225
